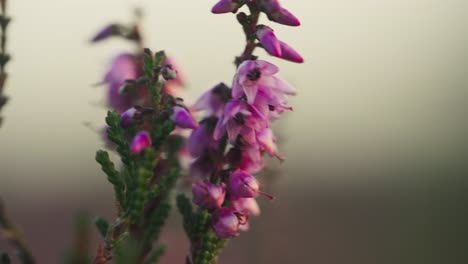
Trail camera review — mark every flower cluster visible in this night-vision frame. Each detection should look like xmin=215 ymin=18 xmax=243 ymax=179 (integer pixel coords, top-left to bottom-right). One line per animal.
xmin=92 ymin=22 xmax=184 ymax=113
xmin=187 ymin=0 xmax=302 ymax=241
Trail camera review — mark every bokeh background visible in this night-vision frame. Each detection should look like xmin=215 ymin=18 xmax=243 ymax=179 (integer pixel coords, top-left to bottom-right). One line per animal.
xmin=1 ymin=0 xmax=468 ymax=263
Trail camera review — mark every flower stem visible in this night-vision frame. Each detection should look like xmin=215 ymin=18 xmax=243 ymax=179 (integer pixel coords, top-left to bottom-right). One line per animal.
xmin=235 ymin=2 xmax=260 ymax=67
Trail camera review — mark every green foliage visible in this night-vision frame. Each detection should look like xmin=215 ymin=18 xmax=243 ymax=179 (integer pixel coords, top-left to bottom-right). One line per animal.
xmin=94 ymin=49 xmax=184 ymax=264
xmin=154 ymin=51 xmax=166 ymax=67
xmin=176 ymin=194 xmax=194 ymax=240
xmin=194 ymin=230 xmax=225 ymax=264
xmin=95 ymin=150 xmax=125 ymax=207
xmin=112 ymin=236 xmax=140 ymax=264
xmin=95 ymin=217 xmax=109 ymax=238
xmin=105 ymin=111 xmax=132 ymax=166
xmin=143 ymin=202 xmax=170 ymax=245
xmin=143 ymin=245 xmax=165 ymax=264
xmin=0 ymin=253 xmax=11 ymax=264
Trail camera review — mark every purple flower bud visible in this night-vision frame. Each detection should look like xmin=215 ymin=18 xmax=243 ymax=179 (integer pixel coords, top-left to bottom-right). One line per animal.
xmin=120 ymin=107 xmax=137 ymax=127
xmin=231 ymin=198 xmax=261 ymax=216
xmin=256 ymin=25 xmax=282 ymax=57
xmin=170 ymin=106 xmax=198 ymax=129
xmin=192 ymin=181 xmax=226 ymax=210
xmin=261 ymin=0 xmax=300 ymax=26
xmin=211 ymin=208 xmax=246 ymax=238
xmin=161 ymin=64 xmax=177 ymax=81
xmin=131 ymin=131 xmax=151 ymax=154
xmin=211 ymin=0 xmax=241 ymax=14
xmin=91 ymin=24 xmax=119 ymax=42
xmin=278 ymin=40 xmax=304 ymax=63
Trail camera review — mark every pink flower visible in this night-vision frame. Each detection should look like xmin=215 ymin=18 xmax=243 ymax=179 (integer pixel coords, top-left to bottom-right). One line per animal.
xmin=231 ymin=198 xmax=261 ymax=216
xmin=131 ymin=131 xmax=151 ymax=154
xmin=213 ymin=100 xmax=268 ymax=144
xmin=104 ymin=53 xmax=141 ymax=112
xmin=256 ymin=25 xmax=303 ymax=63
xmin=191 ymin=83 xmax=231 ymax=117
xmin=256 ymin=127 xmax=283 ymax=160
xmin=120 ymin=107 xmax=137 ymax=127
xmin=192 ymin=181 xmax=226 ymax=210
xmin=170 ymin=106 xmax=198 ymax=129
xmin=211 ymin=0 xmax=242 ymax=14
xmin=162 ymin=57 xmax=185 ymax=96
xmin=233 ymin=60 xmax=296 ymax=107
xmin=260 ymin=0 xmax=301 ymax=27
xmin=187 ymin=121 xmax=218 ymax=158
xmin=228 ymin=169 xmax=260 ymax=198
xmin=190 ymin=154 xmax=216 ymax=181
xmin=239 ymin=146 xmax=265 ymax=174
xmin=256 ymin=25 xmax=282 ymax=57
xmin=211 ymin=208 xmax=247 ymax=238
xmin=277 ymin=40 xmax=304 ymax=63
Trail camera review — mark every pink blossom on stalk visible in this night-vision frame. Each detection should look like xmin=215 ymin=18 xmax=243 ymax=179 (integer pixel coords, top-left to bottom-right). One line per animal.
xmin=239 ymin=146 xmax=265 ymax=174
xmin=228 ymin=169 xmax=260 ymax=198
xmin=162 ymin=57 xmax=185 ymax=96
xmin=256 ymin=25 xmax=303 ymax=63
xmin=187 ymin=122 xmax=218 ymax=158
xmin=233 ymin=60 xmax=296 ymax=107
xmin=190 ymin=154 xmax=216 ymax=181
xmin=260 ymin=0 xmax=301 ymax=26
xmin=213 ymin=100 xmax=268 ymax=143
xmin=131 ymin=131 xmax=151 ymax=154
xmin=192 ymin=181 xmax=226 ymax=210
xmin=256 ymin=25 xmax=282 ymax=57
xmin=211 ymin=0 xmax=242 ymax=14
xmin=231 ymin=198 xmax=261 ymax=216
xmin=211 ymin=208 xmax=247 ymax=238
xmin=228 ymin=169 xmax=273 ymax=200
xmin=104 ymin=53 xmax=140 ymax=112
xmin=278 ymin=40 xmax=304 ymax=63
xmin=256 ymin=127 xmax=283 ymax=160
xmin=120 ymin=107 xmax=137 ymax=127
xmin=170 ymin=106 xmax=198 ymax=129
xmin=191 ymin=83 xmax=231 ymax=117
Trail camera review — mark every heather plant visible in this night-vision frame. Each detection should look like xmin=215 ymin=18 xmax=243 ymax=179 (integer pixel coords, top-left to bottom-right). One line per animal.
xmin=92 ymin=47 xmax=194 ymax=263
xmin=0 ymin=0 xmax=11 ymax=127
xmin=176 ymin=1 xmax=303 ymax=263
xmin=0 ymin=1 xmax=302 ymax=263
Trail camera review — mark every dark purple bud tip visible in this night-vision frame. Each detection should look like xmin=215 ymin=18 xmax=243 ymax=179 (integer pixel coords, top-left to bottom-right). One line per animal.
xmin=91 ymin=24 xmax=119 ymax=42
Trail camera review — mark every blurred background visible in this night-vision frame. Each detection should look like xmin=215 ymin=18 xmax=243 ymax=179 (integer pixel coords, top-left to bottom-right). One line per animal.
xmin=1 ymin=0 xmax=468 ymax=263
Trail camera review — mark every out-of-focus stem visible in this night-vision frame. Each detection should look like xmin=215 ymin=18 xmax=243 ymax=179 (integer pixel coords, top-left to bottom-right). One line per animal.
xmin=236 ymin=2 xmax=260 ymax=67
xmin=0 ymin=198 xmax=35 ymax=264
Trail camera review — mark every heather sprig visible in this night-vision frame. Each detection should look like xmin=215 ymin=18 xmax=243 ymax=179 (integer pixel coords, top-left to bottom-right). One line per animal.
xmin=93 ymin=48 xmax=194 ymax=264
xmin=91 ymin=12 xmax=184 ymax=114
xmin=179 ymin=0 xmax=303 ymax=263
xmin=0 ymin=0 xmax=11 ymax=127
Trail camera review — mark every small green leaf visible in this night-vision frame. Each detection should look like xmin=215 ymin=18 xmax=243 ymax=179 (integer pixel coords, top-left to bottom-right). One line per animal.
xmin=154 ymin=51 xmax=166 ymax=67
xmin=95 ymin=217 xmax=109 ymax=238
